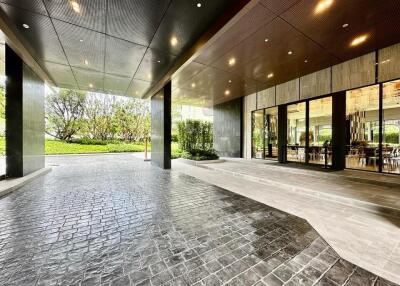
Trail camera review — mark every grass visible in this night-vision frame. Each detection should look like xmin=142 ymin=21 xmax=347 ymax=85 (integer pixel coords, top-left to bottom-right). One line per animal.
xmin=0 ymin=137 xmax=182 ymax=157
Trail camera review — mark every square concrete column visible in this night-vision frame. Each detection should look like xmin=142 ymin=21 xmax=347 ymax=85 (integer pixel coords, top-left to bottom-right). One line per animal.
xmin=5 ymin=45 xmax=45 ymax=177
xmin=151 ymin=82 xmax=171 ymax=169
xmin=332 ymin=91 xmax=346 ymax=170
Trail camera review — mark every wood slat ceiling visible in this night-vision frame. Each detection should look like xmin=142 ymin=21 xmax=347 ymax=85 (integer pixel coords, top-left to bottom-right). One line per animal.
xmin=172 ymin=0 xmax=400 ymax=107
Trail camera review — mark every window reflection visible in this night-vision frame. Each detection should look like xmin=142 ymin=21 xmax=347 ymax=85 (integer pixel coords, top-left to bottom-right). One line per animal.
xmin=345 ymin=85 xmax=379 ymax=171
xmin=252 ymin=110 xmax=264 ymax=159
xmin=309 ymin=97 xmax=332 ymax=165
xmin=264 ymin=107 xmax=278 ymax=159
xmin=287 ymin=103 xmax=306 ymax=162
xmin=383 ymin=80 xmax=400 ymax=174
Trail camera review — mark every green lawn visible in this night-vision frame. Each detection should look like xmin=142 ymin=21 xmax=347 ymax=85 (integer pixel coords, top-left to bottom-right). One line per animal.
xmin=45 ymin=139 xmax=148 ymax=155
xmin=0 ymin=137 xmax=182 ymax=157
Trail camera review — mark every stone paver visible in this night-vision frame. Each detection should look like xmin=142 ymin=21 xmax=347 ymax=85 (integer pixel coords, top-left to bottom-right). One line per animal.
xmin=0 ymin=154 xmax=396 ymax=285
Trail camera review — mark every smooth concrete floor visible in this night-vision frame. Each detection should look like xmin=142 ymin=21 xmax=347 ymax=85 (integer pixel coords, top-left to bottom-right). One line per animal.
xmin=173 ymin=158 xmax=400 ymax=285
xmin=0 ymin=154 xmax=396 ymax=286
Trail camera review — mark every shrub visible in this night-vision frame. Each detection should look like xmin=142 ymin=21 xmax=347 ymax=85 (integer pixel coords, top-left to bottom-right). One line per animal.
xmin=181 ymin=149 xmax=219 ymax=161
xmin=177 ymin=120 xmax=213 ymax=152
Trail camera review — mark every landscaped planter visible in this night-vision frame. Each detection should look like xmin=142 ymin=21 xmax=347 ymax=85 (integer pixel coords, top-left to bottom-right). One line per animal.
xmin=178 ymin=158 xmax=225 ymax=166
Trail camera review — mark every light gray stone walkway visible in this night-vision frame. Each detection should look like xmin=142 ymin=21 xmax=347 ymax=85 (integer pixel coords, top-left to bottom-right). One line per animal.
xmin=173 ymin=158 xmax=400 ymax=284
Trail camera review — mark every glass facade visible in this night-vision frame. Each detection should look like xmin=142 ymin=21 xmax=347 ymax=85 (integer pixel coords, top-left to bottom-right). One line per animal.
xmin=287 ymin=103 xmax=306 ymax=163
xmin=250 ymin=80 xmax=400 ymax=175
xmin=252 ymin=110 xmax=264 ymax=159
xmin=382 ymin=80 xmax=400 ymax=174
xmin=309 ymin=97 xmax=332 ymax=166
xmin=345 ymin=85 xmax=380 ymax=172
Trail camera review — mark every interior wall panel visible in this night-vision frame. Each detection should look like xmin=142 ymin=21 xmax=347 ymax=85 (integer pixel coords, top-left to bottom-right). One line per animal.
xmin=257 ymin=87 xmax=275 ymax=109
xmin=300 ymin=68 xmax=331 ymax=100
xmin=378 ymin=43 xmax=400 ymax=82
xmin=332 ymin=52 xmax=376 ymax=92
xmin=276 ymin=78 xmax=299 ymax=105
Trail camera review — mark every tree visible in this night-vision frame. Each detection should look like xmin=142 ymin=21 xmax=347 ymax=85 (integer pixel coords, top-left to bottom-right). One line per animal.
xmin=45 ymin=89 xmax=86 ymax=140
xmin=83 ymin=95 xmax=118 ymax=140
xmin=114 ymin=99 xmax=150 ymax=142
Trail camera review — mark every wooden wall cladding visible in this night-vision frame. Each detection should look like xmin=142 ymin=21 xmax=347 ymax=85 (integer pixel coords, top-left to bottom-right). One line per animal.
xmin=378 ymin=43 xmax=400 ymax=82
xmin=332 ymin=52 xmax=376 ymax=92
xmin=257 ymin=87 xmax=275 ymax=109
xmin=276 ymin=78 xmax=299 ymax=105
xmin=300 ymin=68 xmax=331 ymax=100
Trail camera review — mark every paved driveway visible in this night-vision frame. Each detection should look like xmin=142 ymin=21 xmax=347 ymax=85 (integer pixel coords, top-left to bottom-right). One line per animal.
xmin=0 ymin=154 xmax=395 ymax=285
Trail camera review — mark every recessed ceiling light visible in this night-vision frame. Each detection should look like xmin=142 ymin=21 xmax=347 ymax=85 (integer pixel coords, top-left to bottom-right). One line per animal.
xmin=288 ymin=51 xmax=293 ymax=55
xmin=228 ymin=80 xmax=232 ymax=83
xmin=304 ymin=59 xmax=308 ymax=63
xmin=224 ymin=90 xmax=230 ymax=96
xmin=170 ymin=36 xmax=178 ymax=47
xmin=157 ymin=60 xmax=161 ymax=63
xmin=79 ymin=39 xmax=83 ymax=42
xmin=135 ymin=91 xmax=139 ymax=95
xmin=191 ymin=83 xmax=196 ymax=88
xmin=264 ymin=38 xmax=269 ymax=42
xmin=84 ymin=59 xmax=89 ymax=65
xmin=350 ymin=34 xmax=368 ymax=47
xmin=267 ymin=73 xmax=274 ymax=79
xmin=314 ymin=0 xmax=334 ymax=15
xmin=89 ymin=83 xmax=93 ymax=88
xmin=342 ymin=23 xmax=349 ymax=28
xmin=228 ymin=57 xmax=236 ymax=66
xmin=197 ymin=3 xmax=202 ymax=8
xmin=70 ymin=0 xmax=81 ymax=13
xmin=22 ymin=23 xmax=30 ymax=29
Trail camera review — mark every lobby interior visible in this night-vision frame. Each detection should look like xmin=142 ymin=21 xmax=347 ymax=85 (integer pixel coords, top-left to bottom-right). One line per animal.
xmin=0 ymin=0 xmax=400 ymax=285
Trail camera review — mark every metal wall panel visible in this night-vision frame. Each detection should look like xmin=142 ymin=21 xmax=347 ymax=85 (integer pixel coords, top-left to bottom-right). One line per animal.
xmin=151 ymin=82 xmax=171 ymax=169
xmin=300 ymin=67 xmax=331 ymax=100
xmin=378 ymin=43 xmax=400 ymax=82
xmin=213 ymin=98 xmax=242 ymax=158
xmin=332 ymin=52 xmax=376 ymax=92
xmin=22 ymin=63 xmax=45 ymax=175
xmin=276 ymin=78 xmax=299 ymax=105
xmin=257 ymin=87 xmax=275 ymax=109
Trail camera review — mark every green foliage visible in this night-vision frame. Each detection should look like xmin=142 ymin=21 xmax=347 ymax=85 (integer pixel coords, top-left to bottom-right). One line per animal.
xmin=177 ymin=120 xmax=213 ymax=152
xmin=181 ymin=149 xmax=219 ymax=161
xmin=45 ymin=89 xmax=87 ymax=140
xmin=384 ymin=133 xmax=400 ymax=144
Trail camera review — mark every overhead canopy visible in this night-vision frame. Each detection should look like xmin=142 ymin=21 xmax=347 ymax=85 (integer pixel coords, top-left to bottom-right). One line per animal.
xmin=0 ymin=0 xmax=246 ymax=97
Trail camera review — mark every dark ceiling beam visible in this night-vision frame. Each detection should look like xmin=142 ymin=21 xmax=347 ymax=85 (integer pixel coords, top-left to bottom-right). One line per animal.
xmin=0 ymin=7 xmax=54 ymax=85
xmin=142 ymin=0 xmax=257 ymax=99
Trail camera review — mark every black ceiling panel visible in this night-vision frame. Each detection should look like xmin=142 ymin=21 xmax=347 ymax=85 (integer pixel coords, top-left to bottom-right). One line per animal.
xmin=0 ymin=3 xmax=67 ymax=65
xmin=107 ymin=0 xmax=170 ymax=46
xmin=105 ymin=36 xmax=147 ymax=78
xmin=54 ymin=19 xmax=105 ymax=72
xmin=0 ymin=0 xmax=47 ymax=15
xmin=43 ymin=61 xmax=78 ymax=89
xmin=134 ymin=48 xmax=176 ymax=82
xmin=103 ymin=73 xmax=132 ymax=95
xmin=43 ymin=0 xmax=106 ymax=33
xmin=126 ymin=79 xmax=152 ymax=98
xmin=72 ymin=67 xmax=104 ymax=91
xmin=150 ymin=0 xmax=234 ymax=56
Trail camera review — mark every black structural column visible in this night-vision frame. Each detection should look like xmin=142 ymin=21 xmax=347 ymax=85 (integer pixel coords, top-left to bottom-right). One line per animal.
xmin=213 ymin=97 xmax=242 ymax=157
xmin=151 ymin=81 xmax=171 ymax=169
xmin=332 ymin=91 xmax=346 ymax=170
xmin=5 ymin=45 xmax=45 ymax=177
xmin=278 ymin=105 xmax=287 ymax=163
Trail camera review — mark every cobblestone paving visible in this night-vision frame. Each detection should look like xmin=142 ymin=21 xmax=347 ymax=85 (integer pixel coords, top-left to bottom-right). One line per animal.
xmin=0 ymin=154 xmax=397 ymax=286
